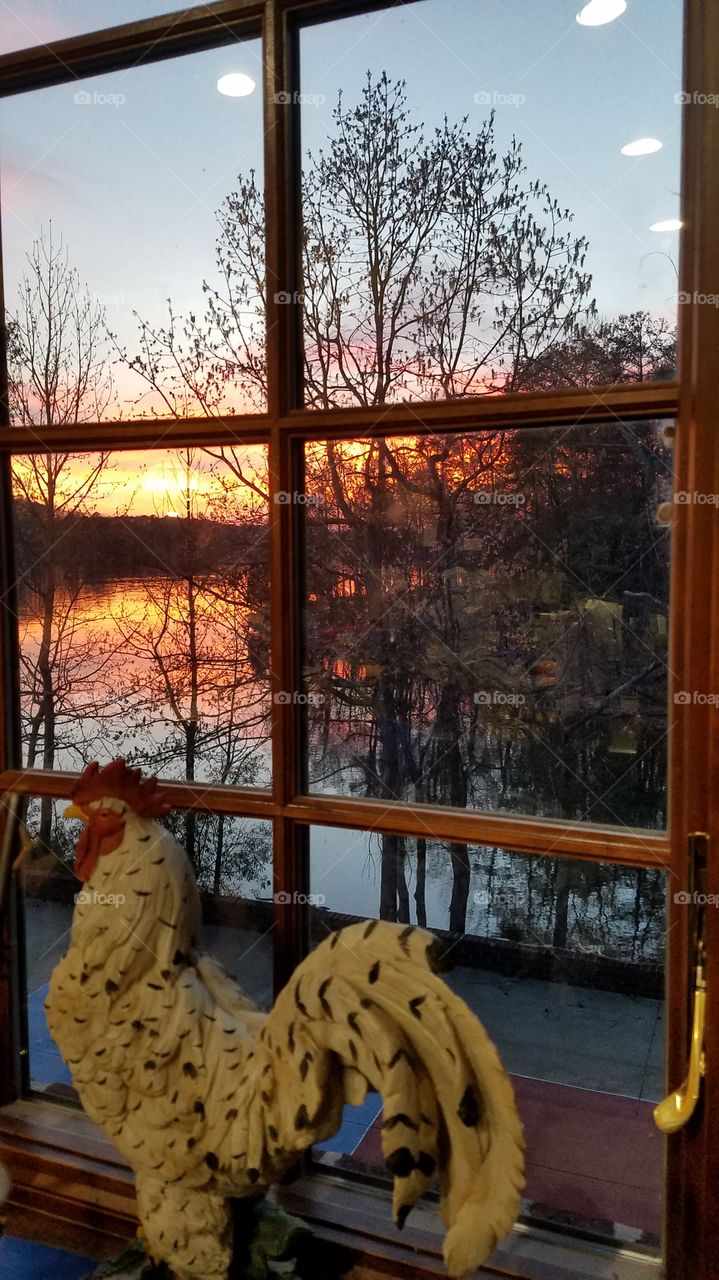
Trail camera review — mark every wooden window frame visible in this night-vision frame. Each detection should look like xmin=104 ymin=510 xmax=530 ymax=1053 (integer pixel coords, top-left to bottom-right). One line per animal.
xmin=0 ymin=1 xmax=715 ymax=1276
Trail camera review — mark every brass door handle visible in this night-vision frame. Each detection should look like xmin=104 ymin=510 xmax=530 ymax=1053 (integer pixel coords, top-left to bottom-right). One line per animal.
xmin=654 ymin=959 xmax=706 ymax=1134
xmin=655 ymin=832 xmax=709 ymax=1135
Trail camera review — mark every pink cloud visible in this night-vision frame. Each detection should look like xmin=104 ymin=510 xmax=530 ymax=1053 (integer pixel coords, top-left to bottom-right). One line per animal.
xmin=0 ymin=2 xmax=66 ymax=56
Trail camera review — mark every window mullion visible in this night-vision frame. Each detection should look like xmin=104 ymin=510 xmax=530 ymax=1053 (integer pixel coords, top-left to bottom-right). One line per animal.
xmin=0 ymin=184 xmax=23 ymax=1107
xmin=0 ymin=3 xmax=264 ymax=97
xmin=265 ymin=1 xmax=308 ymax=988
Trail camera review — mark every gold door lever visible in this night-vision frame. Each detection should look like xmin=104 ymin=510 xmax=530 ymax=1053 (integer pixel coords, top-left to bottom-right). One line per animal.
xmin=654 ymin=951 xmax=706 ymax=1134
xmin=655 ymin=832 xmax=709 ymax=1135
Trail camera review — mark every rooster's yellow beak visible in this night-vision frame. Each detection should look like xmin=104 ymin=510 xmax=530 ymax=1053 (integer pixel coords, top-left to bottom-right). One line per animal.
xmin=64 ymin=803 xmax=88 ymax=822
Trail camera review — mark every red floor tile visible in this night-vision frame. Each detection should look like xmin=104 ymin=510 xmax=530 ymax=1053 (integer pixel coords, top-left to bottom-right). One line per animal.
xmin=352 ymin=1074 xmax=662 ymax=1236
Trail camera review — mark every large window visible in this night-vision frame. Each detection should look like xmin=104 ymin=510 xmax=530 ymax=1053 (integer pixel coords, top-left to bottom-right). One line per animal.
xmin=310 ymin=827 xmax=665 ymax=1244
xmin=298 ymin=2 xmax=681 ymax=404
xmin=13 ymin=446 xmax=271 ymax=785
xmin=302 ymin=423 xmax=671 ymax=826
xmin=3 ymin=2 xmax=711 ymax=1278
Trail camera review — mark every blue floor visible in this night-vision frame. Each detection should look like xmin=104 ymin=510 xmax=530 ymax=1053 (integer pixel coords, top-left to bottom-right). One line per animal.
xmin=0 ymin=1236 xmax=94 ymax=1279
xmin=27 ymin=985 xmax=72 ymax=1088
xmin=314 ymin=1090 xmax=382 ymax=1154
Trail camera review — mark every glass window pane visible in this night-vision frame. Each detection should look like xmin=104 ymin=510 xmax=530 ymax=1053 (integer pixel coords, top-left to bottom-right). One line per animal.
xmin=310 ymin=825 xmax=664 ymax=1250
xmin=13 ymin=446 xmax=271 ymax=787
xmin=1 ymin=39 xmax=266 ymax=417
xmin=303 ymin=422 xmax=671 ymax=827
xmin=21 ymin=803 xmax=273 ymax=1097
xmin=300 ymin=1 xmax=680 ymax=405
xmin=0 ymin=3 xmax=197 ymax=55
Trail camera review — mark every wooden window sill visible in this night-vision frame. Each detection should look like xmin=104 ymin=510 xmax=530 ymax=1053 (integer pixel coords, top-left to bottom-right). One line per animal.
xmin=0 ymin=1099 xmax=661 ymax=1280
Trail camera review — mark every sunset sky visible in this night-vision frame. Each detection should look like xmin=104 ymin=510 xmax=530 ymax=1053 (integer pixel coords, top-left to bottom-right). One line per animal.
xmin=12 ymin=445 xmax=270 ymax=517
xmin=0 ymin=0 xmax=682 ymax=420
xmin=103 ymin=449 xmax=267 ymax=518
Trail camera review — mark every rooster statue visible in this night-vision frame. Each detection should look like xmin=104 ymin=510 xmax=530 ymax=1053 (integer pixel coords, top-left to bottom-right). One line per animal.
xmin=46 ymin=761 xmax=524 ymax=1280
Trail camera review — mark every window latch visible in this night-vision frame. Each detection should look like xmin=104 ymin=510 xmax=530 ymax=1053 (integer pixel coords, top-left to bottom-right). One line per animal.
xmin=655 ymin=832 xmax=708 ymax=1134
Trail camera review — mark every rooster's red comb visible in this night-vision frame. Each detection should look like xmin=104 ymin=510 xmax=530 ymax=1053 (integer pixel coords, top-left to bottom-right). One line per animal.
xmin=71 ymin=760 xmax=172 ymax=818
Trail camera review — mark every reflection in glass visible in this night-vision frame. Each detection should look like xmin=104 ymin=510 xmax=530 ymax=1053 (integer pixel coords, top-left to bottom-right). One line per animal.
xmin=13 ymin=447 xmax=271 ymax=812
xmin=299 ymin=0 xmax=680 ymax=404
xmin=21 ymin=804 xmax=273 ymax=1095
xmin=303 ymin=423 xmax=671 ymax=827
xmin=0 ymin=2 xmax=181 ymax=55
xmin=2 ymin=39 xmax=266 ymax=418
xmin=310 ymin=826 xmax=665 ymax=1248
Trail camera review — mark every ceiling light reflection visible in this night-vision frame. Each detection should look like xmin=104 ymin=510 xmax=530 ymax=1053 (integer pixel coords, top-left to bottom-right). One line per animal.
xmin=217 ymin=73 xmax=256 ymax=98
xmin=621 ymin=137 xmax=663 ymax=156
xmin=576 ymin=0 xmax=627 ymax=26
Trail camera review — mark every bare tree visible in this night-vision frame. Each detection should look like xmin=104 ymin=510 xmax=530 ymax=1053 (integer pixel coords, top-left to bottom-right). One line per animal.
xmin=115 ymin=75 xmax=597 ymax=918
xmin=517 ymin=310 xmax=676 ymax=390
xmin=106 ymin=450 xmax=270 ymax=871
xmin=116 ymin=75 xmax=670 ymax=931
xmin=118 ymin=74 xmax=594 ymax=413
xmin=9 ymin=227 xmax=114 ymax=841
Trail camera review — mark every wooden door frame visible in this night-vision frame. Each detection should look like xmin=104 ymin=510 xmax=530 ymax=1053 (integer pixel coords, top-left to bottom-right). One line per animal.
xmin=665 ymin=2 xmax=719 ymax=1276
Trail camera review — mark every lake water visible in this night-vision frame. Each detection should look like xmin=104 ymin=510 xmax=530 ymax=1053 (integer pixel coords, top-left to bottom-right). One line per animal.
xmin=18 ymin=578 xmax=666 ymax=961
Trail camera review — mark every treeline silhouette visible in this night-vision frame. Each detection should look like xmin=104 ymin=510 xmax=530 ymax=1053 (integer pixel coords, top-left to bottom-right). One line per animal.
xmin=14 ymin=499 xmax=268 ymax=583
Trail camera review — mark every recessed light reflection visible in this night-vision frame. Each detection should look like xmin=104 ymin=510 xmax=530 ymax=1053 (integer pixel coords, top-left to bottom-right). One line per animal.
xmin=576 ymin=0 xmax=627 ymax=26
xmin=621 ymin=137 xmax=663 ymax=156
xmin=217 ymin=73 xmax=256 ymax=98
xmin=649 ymin=219 xmax=682 ymax=232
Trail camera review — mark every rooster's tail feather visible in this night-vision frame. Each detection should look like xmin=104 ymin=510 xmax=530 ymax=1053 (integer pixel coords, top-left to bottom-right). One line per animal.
xmin=267 ymin=920 xmax=524 ymax=1276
